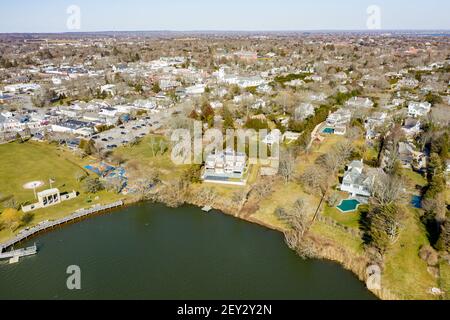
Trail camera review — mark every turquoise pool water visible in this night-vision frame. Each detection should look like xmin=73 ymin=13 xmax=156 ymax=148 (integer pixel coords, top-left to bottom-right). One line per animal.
xmin=322 ymin=127 xmax=335 ymax=134
xmin=411 ymin=195 xmax=422 ymax=209
xmin=337 ymin=199 xmax=361 ymax=212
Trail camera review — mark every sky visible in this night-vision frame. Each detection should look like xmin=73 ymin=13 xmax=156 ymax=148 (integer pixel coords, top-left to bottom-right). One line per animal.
xmin=1 ymin=0 xmax=449 ymax=33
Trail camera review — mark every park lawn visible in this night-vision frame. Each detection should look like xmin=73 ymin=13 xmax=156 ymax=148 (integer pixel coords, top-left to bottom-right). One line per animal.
xmin=0 ymin=141 xmax=124 ymax=243
xmin=0 ymin=141 xmax=90 ymax=205
xmin=322 ymin=204 xmax=361 ymax=229
xmin=382 ymin=207 xmax=438 ymax=300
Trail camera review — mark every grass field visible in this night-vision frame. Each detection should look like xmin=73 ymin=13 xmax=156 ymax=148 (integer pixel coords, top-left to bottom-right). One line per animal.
xmin=310 ymin=220 xmax=365 ymax=254
xmin=113 ymin=135 xmax=188 ymax=181
xmin=402 ymin=169 xmax=427 ymax=189
xmin=250 ymin=135 xmax=447 ymax=300
xmin=439 ymin=260 xmax=450 ymax=300
xmin=251 ymin=181 xmax=319 ymax=231
xmin=322 ymin=204 xmax=361 ymax=229
xmin=0 ymin=141 xmax=123 ymax=243
xmin=382 ymin=207 xmax=438 ymax=300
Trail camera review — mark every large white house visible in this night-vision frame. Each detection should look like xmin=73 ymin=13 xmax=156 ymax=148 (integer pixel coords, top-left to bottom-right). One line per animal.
xmin=203 ymin=149 xmax=248 ymax=185
xmin=345 ymin=97 xmax=374 ymax=109
xmin=325 ymin=108 xmax=352 ymax=135
xmin=407 ymin=101 xmax=431 ymax=118
xmin=3 ymin=83 xmax=41 ymax=94
xmin=364 ymin=112 xmax=388 ymax=140
xmin=185 ymin=84 xmax=206 ymax=96
xmin=216 ymin=67 xmax=266 ymax=88
xmin=402 ymin=118 xmax=422 ymax=137
xmin=340 ymin=160 xmax=374 ymax=197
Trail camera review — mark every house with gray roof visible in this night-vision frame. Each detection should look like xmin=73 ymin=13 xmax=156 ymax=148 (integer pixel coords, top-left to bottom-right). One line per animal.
xmin=340 ymin=160 xmax=374 ymax=197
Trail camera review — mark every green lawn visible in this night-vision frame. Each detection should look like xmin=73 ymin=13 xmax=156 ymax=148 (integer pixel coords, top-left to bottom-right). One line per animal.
xmin=439 ymin=260 xmax=450 ymax=300
xmin=382 ymin=207 xmax=438 ymax=300
xmin=113 ymin=135 xmax=187 ymax=181
xmin=322 ymin=204 xmax=361 ymax=229
xmin=0 ymin=141 xmax=124 ymax=243
xmin=402 ymin=169 xmax=427 ymax=189
xmin=251 ymin=182 xmax=320 ymax=231
xmin=310 ymin=220 xmax=365 ymax=254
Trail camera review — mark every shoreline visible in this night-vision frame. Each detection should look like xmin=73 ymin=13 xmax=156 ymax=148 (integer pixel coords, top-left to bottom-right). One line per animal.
xmin=1 ymin=195 xmax=386 ymax=299
xmin=181 ymin=196 xmax=389 ymax=300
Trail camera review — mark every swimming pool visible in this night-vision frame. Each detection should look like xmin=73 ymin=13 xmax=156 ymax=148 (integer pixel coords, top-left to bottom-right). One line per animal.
xmin=322 ymin=127 xmax=335 ymax=134
xmin=411 ymin=195 xmax=422 ymax=209
xmin=337 ymin=199 xmax=361 ymax=213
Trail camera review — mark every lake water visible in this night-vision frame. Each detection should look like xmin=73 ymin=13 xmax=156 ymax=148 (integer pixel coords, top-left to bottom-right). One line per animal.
xmin=0 ymin=203 xmax=376 ymax=300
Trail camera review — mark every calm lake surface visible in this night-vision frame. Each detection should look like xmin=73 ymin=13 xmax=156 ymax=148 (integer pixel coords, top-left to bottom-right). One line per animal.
xmin=0 ymin=203 xmax=376 ymax=300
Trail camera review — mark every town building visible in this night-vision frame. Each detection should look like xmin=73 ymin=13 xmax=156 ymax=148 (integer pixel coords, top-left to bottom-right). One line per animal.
xmin=22 ymin=188 xmax=78 ymax=213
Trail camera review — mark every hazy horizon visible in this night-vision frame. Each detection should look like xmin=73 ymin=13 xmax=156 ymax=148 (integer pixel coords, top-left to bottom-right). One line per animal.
xmin=1 ymin=29 xmax=450 ymax=35
xmin=1 ymin=0 xmax=450 ymax=33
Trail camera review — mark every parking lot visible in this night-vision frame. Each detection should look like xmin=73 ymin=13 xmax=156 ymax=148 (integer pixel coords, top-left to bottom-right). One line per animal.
xmin=93 ymin=117 xmax=161 ymax=151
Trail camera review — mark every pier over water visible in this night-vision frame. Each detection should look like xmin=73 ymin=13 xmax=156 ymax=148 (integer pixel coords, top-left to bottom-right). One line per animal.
xmin=0 ymin=201 xmax=123 ymax=253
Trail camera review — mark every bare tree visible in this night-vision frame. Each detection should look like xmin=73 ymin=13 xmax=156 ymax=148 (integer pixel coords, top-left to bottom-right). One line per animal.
xmin=300 ymin=165 xmax=329 ymax=196
xmin=252 ymin=176 xmax=276 ymax=199
xmin=315 ymin=141 xmax=353 ymax=175
xmin=372 ymin=171 xmax=405 ymax=206
xmin=129 ymin=168 xmax=161 ymax=200
xmin=279 ymin=150 xmax=295 ymax=183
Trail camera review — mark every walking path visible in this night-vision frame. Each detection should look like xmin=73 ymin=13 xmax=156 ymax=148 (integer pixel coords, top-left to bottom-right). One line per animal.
xmin=0 ymin=200 xmax=124 ymax=252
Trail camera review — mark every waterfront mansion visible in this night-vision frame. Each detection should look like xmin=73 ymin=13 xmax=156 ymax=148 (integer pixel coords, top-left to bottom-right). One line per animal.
xmin=202 ymin=149 xmax=248 ymax=185
xmin=340 ymin=160 xmax=375 ymax=198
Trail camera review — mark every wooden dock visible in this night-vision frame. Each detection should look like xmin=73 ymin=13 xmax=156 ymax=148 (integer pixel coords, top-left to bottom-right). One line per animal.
xmin=202 ymin=206 xmax=212 ymax=212
xmin=0 ymin=200 xmax=124 ymax=253
xmin=0 ymin=244 xmax=37 ymax=260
